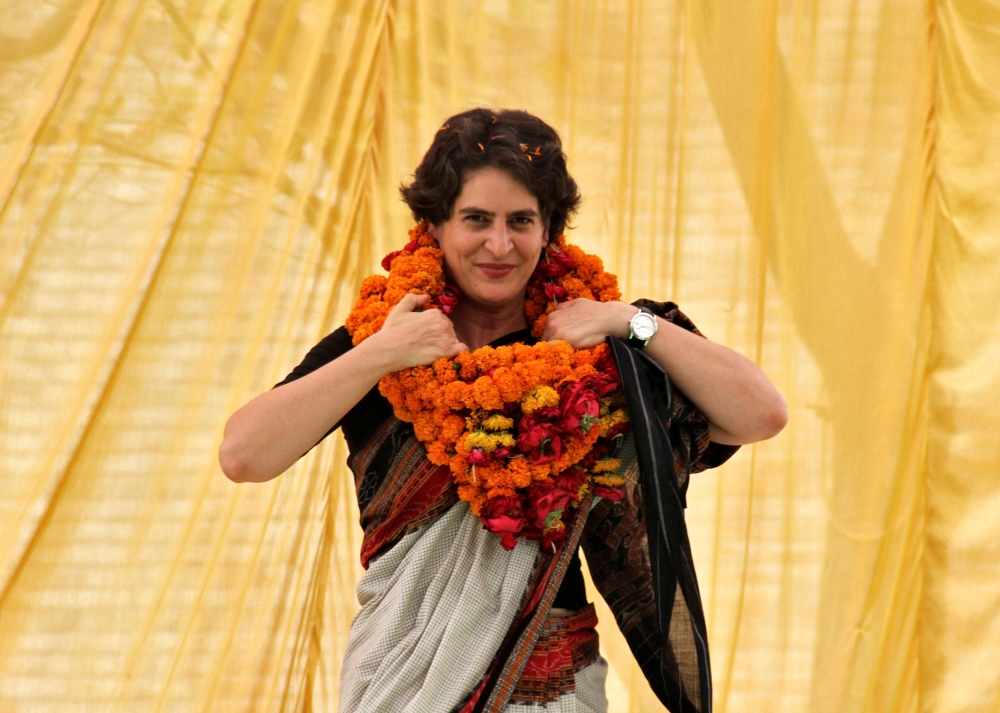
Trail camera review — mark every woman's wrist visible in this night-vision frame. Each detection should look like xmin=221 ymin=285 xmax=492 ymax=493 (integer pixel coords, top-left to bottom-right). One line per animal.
xmin=607 ymin=301 xmax=639 ymax=340
xmin=355 ymin=330 xmax=410 ymax=375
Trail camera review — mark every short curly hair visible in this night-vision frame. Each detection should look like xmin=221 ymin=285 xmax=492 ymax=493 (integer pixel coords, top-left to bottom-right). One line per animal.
xmin=400 ymin=108 xmax=581 ymax=239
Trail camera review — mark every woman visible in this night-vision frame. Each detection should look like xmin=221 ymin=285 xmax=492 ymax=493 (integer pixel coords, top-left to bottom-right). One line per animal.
xmin=220 ymin=108 xmax=786 ymax=713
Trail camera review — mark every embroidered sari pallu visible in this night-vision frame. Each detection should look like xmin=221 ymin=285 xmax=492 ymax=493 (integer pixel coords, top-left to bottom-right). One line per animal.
xmin=337 ymin=303 xmax=737 ymax=713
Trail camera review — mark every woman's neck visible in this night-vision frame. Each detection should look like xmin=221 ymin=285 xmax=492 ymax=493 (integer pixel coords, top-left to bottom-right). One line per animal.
xmin=450 ymin=298 xmax=528 ymax=351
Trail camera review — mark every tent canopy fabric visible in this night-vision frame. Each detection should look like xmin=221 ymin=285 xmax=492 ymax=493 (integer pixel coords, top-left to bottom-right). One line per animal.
xmin=0 ymin=1 xmax=997 ymax=711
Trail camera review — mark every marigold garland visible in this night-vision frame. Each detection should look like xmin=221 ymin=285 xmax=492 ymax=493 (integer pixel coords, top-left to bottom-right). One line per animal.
xmin=346 ymin=222 xmax=632 ymax=552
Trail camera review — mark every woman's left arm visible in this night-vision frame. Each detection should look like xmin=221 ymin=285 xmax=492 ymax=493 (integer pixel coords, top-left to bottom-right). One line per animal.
xmin=542 ymin=300 xmax=787 ymax=445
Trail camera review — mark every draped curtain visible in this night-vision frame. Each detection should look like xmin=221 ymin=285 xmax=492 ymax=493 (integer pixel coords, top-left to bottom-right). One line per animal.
xmin=1 ymin=0 xmax=997 ymax=711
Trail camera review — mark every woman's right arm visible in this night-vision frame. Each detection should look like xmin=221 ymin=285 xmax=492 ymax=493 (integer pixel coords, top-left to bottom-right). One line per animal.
xmin=219 ymin=294 xmax=466 ymax=483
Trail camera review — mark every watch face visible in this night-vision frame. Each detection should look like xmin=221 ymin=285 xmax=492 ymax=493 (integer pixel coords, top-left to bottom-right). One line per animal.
xmin=632 ymin=312 xmax=657 ymax=340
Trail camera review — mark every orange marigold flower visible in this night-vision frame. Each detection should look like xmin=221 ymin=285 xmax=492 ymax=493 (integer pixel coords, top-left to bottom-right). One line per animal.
xmin=572 ymin=364 xmax=598 ymax=380
xmin=455 ymin=352 xmax=477 ymax=381
xmin=360 ymin=274 xmax=388 ymax=298
xmin=560 ymin=276 xmax=594 ymax=300
xmin=494 ymin=345 xmax=515 ymax=367
xmin=472 ymin=376 xmax=503 ymax=410
xmin=426 ymin=441 xmax=451 ymax=465
xmin=530 ymin=313 xmax=548 ymax=339
xmin=512 ymin=343 xmax=538 ymax=362
xmin=491 ymin=367 xmax=523 ymax=402
xmin=572 ymin=349 xmax=597 ymax=368
xmin=458 ymin=484 xmax=482 ymax=505
xmin=469 ymin=492 xmax=488 ymax=516
xmin=487 ymin=487 xmax=517 ymax=500
xmin=413 ymin=413 xmax=439 ymax=442
xmin=433 ymin=357 xmax=459 ymax=385
xmin=440 ymin=414 xmax=466 ymax=443
xmin=443 ymin=381 xmax=476 ymax=410
xmin=472 ymin=346 xmax=498 ymax=373
xmin=507 ymin=458 xmax=533 ymax=489
xmin=551 ymin=364 xmax=573 ymax=382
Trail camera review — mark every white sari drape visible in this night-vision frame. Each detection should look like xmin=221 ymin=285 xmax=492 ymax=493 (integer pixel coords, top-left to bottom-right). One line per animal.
xmin=339 ymin=503 xmax=540 ymax=712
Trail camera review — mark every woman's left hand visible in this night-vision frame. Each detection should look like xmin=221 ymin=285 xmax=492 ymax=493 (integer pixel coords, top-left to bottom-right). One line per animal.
xmin=541 ymin=299 xmax=636 ymax=348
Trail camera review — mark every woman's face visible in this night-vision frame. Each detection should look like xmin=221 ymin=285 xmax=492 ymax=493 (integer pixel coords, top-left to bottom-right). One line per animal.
xmin=432 ymin=167 xmax=547 ymax=310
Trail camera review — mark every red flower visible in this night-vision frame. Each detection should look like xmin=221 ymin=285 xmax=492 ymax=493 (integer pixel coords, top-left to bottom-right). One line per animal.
xmin=541 ymin=521 xmax=567 ymax=553
xmin=532 ymin=405 xmax=560 ymax=421
xmin=467 ymin=449 xmax=490 ymax=466
xmin=534 ymin=261 xmax=567 ymax=278
xmin=557 ymin=380 xmax=600 ymax=433
xmin=493 ymin=446 xmax=515 ymax=459
xmin=528 ymin=481 xmax=575 ymax=529
xmin=578 ymin=438 xmax=612 ymax=470
xmin=480 ymin=495 xmax=526 ymax=550
xmin=434 ymin=283 xmax=462 ymax=314
xmin=553 ymin=467 xmax=588 ymax=493
xmin=606 ymin=421 xmax=630 ymax=440
xmin=543 ymin=282 xmax=567 ymax=302
xmin=593 ymin=485 xmax=625 ymax=501
xmin=594 ymin=347 xmax=620 ymax=382
xmin=381 ymin=250 xmax=402 ymax=271
xmin=550 ymin=250 xmax=576 ymax=271
xmin=404 ymin=240 xmax=419 ymax=252
xmin=583 ymin=371 xmax=619 ymax=398
xmin=525 ymin=468 xmax=586 ymax=541
xmin=517 ymin=417 xmax=563 ymax=464
xmin=436 ymin=292 xmax=460 ymax=314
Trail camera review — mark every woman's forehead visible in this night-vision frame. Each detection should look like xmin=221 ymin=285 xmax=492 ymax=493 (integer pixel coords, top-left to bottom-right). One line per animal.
xmin=454 ymin=167 xmax=539 ymax=212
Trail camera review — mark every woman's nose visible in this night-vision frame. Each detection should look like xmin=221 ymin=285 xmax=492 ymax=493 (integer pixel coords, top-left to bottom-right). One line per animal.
xmin=483 ymin=226 xmax=513 ymax=257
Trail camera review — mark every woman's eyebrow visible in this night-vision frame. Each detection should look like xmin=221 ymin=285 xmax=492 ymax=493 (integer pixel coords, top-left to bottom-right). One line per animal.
xmin=458 ymin=206 xmax=494 ymax=216
xmin=457 ymin=206 xmax=539 ymax=217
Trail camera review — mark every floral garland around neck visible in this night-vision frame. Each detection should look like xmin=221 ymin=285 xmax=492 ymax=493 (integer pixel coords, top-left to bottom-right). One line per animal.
xmin=345 ymin=222 xmax=631 ymax=552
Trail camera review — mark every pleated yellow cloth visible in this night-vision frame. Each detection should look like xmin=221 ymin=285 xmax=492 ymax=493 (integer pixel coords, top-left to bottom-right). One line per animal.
xmin=0 ymin=1 xmax=997 ymax=711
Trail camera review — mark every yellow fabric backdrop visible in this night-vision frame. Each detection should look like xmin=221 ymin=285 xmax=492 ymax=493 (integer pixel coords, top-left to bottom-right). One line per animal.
xmin=1 ymin=0 xmax=997 ymax=710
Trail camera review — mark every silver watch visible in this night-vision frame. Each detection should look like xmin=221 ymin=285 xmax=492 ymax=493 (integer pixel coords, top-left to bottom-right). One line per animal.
xmin=627 ymin=308 xmax=658 ymax=347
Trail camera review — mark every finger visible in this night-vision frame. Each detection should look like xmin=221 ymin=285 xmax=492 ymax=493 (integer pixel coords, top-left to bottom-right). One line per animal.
xmin=395 ymin=292 xmax=431 ymax=315
xmin=554 ymin=299 xmax=575 ymax=311
xmin=447 ymin=341 xmax=469 ymax=357
xmin=393 ymin=293 xmax=419 ymax=312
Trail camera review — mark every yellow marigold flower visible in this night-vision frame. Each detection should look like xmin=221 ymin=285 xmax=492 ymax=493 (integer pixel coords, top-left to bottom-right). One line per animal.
xmin=465 ymin=431 xmax=496 ymax=453
xmin=490 ymin=433 xmax=516 ymax=449
xmin=520 ymin=385 xmax=559 ymax=414
xmin=593 ymin=474 xmax=626 ymax=487
xmin=598 ymin=408 xmax=630 ymax=436
xmin=591 ymin=458 xmax=622 ymax=474
xmin=482 ymin=414 xmax=514 ymax=431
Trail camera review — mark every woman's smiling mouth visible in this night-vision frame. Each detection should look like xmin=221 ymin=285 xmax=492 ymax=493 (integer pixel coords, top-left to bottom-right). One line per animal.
xmin=477 ymin=263 xmax=516 ymax=278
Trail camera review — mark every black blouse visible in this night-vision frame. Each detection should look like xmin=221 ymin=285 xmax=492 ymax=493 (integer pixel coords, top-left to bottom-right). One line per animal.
xmin=274 ymin=326 xmax=590 ymax=611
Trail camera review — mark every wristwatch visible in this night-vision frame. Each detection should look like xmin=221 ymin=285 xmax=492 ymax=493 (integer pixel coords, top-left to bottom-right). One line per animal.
xmin=627 ymin=307 xmax=658 ymax=347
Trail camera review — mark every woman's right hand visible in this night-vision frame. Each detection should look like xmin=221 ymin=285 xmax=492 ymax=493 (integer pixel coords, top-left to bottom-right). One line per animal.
xmin=367 ymin=293 xmax=468 ymax=371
